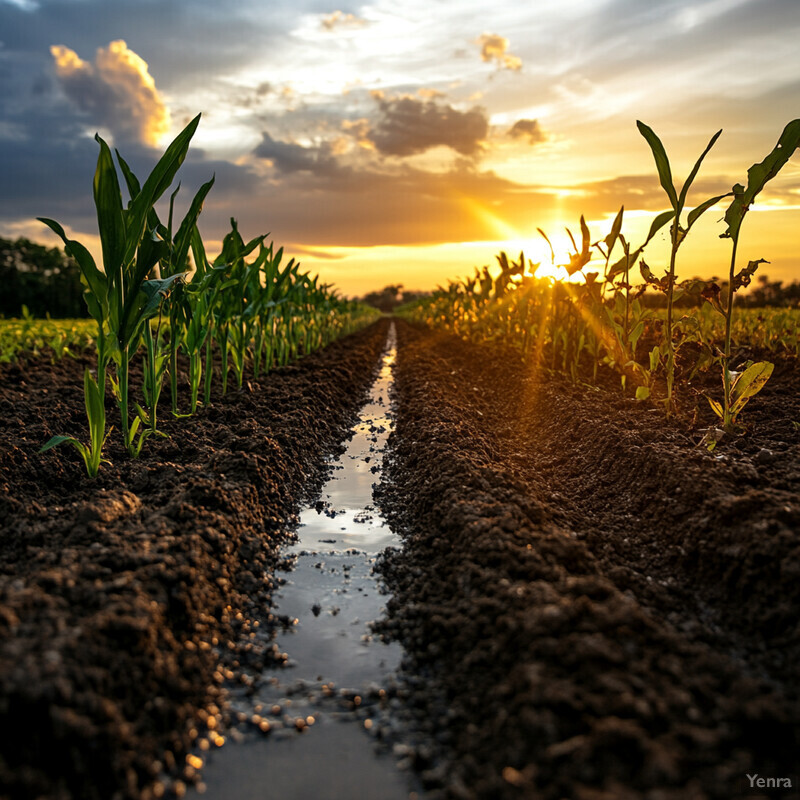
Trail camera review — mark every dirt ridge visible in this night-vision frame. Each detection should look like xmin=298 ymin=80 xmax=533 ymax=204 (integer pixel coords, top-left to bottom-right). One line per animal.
xmin=375 ymin=321 xmax=799 ymax=800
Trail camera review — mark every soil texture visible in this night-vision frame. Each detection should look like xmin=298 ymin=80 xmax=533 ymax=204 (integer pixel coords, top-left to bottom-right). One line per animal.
xmin=375 ymin=320 xmax=800 ymax=800
xmin=2 ymin=314 xmax=799 ymax=800
xmin=0 ymin=320 xmax=389 ymax=800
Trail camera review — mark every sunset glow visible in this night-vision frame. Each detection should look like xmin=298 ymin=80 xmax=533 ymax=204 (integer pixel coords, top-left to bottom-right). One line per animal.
xmin=0 ymin=1 xmax=798 ymax=296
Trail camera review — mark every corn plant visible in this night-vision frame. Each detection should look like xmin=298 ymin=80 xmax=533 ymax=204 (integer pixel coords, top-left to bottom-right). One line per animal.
xmin=121 ymin=165 xmax=215 ymax=420
xmin=636 ymin=121 xmax=732 ymax=412
xmin=39 ymin=114 xmax=201 ymax=469
xmin=706 ymin=118 xmax=800 ymax=431
xmin=169 ymin=230 xmax=234 ymax=414
xmin=603 ymin=210 xmax=675 ymax=397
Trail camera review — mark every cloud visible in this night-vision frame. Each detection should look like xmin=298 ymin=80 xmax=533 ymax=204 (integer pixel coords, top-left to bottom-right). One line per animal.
xmin=50 ymin=39 xmax=169 ymax=147
xmin=476 ymin=33 xmax=522 ymax=71
xmin=368 ymin=95 xmax=489 ymax=157
xmin=507 ymin=119 xmax=546 ymax=145
xmin=321 ymin=10 xmax=368 ymax=30
xmin=252 ymin=132 xmax=344 ymax=176
xmin=575 ymin=174 xmax=734 ymax=214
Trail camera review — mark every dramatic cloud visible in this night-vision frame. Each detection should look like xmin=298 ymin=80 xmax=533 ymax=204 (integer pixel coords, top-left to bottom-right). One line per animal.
xmin=1 ymin=0 xmax=799 ymax=292
xmin=253 ymin=132 xmax=343 ymax=177
xmin=507 ymin=119 xmax=546 ymax=145
xmin=476 ymin=33 xmax=522 ymax=71
xmin=321 ymin=10 xmax=368 ymax=30
xmin=50 ymin=40 xmax=170 ymax=146
xmin=369 ymin=95 xmax=489 ymax=157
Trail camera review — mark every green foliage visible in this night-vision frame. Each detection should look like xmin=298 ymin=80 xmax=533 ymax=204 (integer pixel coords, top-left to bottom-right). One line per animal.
xmin=40 ymin=368 xmax=109 ymax=477
xmin=32 ymin=114 xmax=378 ymax=477
xmin=400 ymin=117 xmax=800 ymax=444
xmin=636 ymin=121 xmax=730 ymax=413
xmin=0 ymin=318 xmax=95 ymax=362
xmin=722 ymin=119 xmax=800 ymax=244
xmin=709 ymin=361 xmax=774 ymax=423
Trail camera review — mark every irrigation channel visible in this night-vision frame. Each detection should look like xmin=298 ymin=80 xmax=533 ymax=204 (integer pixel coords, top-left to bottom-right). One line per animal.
xmin=197 ymin=323 xmax=419 ymax=799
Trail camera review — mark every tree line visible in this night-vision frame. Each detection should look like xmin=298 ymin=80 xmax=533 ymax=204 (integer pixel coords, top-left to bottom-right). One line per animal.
xmin=1 ymin=237 xmax=87 ymax=318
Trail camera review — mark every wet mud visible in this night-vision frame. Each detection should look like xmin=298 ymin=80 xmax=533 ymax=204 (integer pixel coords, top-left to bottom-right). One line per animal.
xmin=196 ymin=323 xmax=417 ymax=800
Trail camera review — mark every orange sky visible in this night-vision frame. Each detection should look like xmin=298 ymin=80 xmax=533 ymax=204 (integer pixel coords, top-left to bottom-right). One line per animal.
xmin=1 ymin=0 xmax=799 ymax=296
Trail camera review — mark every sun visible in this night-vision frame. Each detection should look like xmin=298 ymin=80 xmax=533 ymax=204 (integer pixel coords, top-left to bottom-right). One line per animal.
xmin=533 ymin=262 xmax=570 ymax=282
xmin=516 ymin=228 xmax=586 ymax=283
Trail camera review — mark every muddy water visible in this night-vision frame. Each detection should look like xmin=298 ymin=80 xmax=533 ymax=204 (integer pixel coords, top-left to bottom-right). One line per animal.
xmin=198 ymin=324 xmax=417 ymax=800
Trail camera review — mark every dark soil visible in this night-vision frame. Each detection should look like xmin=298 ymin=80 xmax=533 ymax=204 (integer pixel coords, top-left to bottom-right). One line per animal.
xmin=374 ymin=320 xmax=800 ymax=800
xmin=0 ymin=319 xmax=389 ymax=800
xmin=2 ymin=316 xmax=799 ymax=800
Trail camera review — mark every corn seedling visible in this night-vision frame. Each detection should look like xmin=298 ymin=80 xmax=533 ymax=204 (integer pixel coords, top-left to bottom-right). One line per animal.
xmin=636 ymin=121 xmax=732 ymax=413
xmin=706 ymin=118 xmax=800 ymax=432
xmin=38 ymin=114 xmax=201 ymax=469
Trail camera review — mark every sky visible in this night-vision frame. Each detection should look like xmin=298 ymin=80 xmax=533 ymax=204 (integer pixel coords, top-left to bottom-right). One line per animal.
xmin=1 ymin=0 xmax=799 ymax=296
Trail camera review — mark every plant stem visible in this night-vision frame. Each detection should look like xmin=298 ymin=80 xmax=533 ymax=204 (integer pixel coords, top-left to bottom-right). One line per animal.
xmin=665 ymin=227 xmax=679 ymax=414
xmin=624 ymin=253 xmax=630 ymax=353
xmin=170 ymin=335 xmax=179 ymax=415
xmin=722 ymin=237 xmax=740 ymax=429
xmin=144 ymin=322 xmax=157 ymax=433
xmin=204 ymin=335 xmax=213 ymax=406
xmin=118 ymin=345 xmax=132 ymax=455
xmin=189 ymin=351 xmax=201 ymax=413
xmin=220 ymin=327 xmax=229 ymax=394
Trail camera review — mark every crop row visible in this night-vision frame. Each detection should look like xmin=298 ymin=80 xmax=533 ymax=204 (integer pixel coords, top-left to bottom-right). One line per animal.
xmin=401 ymin=119 xmax=800 ymax=447
xmin=0 ymin=314 xmax=96 ymax=362
xmin=35 ymin=114 xmax=378 ymax=476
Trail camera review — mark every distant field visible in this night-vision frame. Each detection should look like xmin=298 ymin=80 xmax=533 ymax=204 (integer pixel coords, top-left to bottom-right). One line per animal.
xmin=0 ymin=317 xmax=95 ymax=361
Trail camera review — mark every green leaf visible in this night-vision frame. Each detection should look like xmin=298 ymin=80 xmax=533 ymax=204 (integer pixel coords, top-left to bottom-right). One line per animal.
xmin=118 ymin=232 xmax=170 ymax=348
xmin=84 ymin=368 xmax=107 ymax=463
xmin=723 ymin=119 xmax=800 ymax=242
xmin=604 ymin=205 xmax=624 ymax=255
xmin=93 ymin=133 xmax=127 ymax=283
xmin=644 ymin=209 xmax=676 ymax=245
xmin=687 ymin=192 xmax=732 ymax=231
xmin=635 ymin=386 xmax=650 ymax=401
xmin=677 ymin=128 xmax=723 ymax=211
xmin=630 ymin=321 xmax=645 ymax=347
xmin=115 ymin=150 xmax=142 ymax=201
xmin=122 ymin=273 xmax=184 ymax=347
xmin=190 ymin=225 xmax=209 ymax=279
xmin=606 ymin=252 xmax=631 ymax=279
xmin=127 ymin=415 xmax=142 ymax=448
xmin=38 ymin=217 xmax=107 ymax=314
xmin=637 ymin=121 xmax=678 ymax=208
xmin=40 ymin=434 xmax=85 ymax=454
xmin=537 ymin=228 xmax=555 ymax=264
xmin=566 ymin=215 xmax=591 ymax=274
xmin=649 ymin=345 xmax=661 ymax=372
xmin=125 ymin=113 xmax=201 ymax=265
xmin=171 ymin=176 xmax=215 ymax=276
